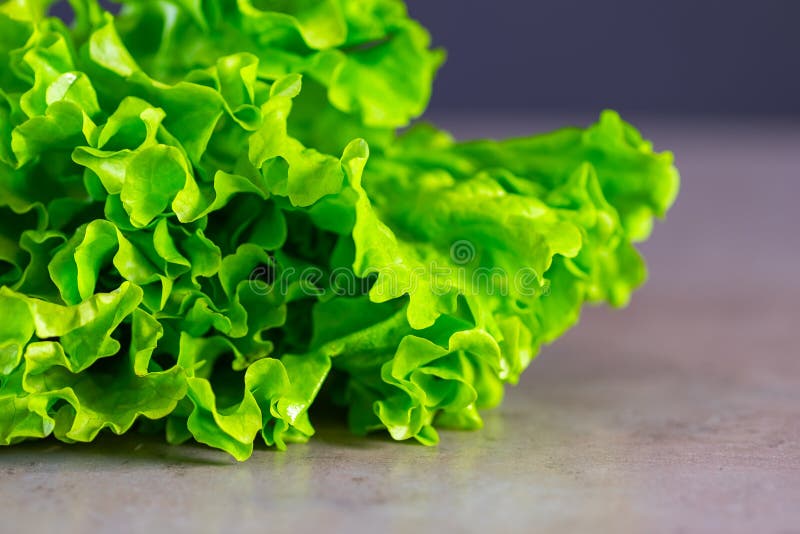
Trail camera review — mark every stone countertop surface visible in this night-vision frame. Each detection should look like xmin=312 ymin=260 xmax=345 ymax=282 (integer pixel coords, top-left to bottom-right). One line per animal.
xmin=1 ymin=117 xmax=798 ymax=533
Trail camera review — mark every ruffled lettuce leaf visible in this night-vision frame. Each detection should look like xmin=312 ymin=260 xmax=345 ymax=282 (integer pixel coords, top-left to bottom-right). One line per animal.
xmin=0 ymin=0 xmax=678 ymax=458
xmin=320 ymin=113 xmax=677 ymax=442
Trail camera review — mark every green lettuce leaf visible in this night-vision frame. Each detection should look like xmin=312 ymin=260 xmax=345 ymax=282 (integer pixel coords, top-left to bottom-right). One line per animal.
xmin=0 ymin=0 xmax=678 ymax=458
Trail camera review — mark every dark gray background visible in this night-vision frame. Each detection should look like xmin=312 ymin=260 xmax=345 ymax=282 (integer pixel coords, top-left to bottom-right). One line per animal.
xmin=407 ymin=0 xmax=800 ymax=116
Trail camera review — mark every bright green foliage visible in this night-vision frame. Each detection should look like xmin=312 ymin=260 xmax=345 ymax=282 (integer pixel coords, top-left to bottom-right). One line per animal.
xmin=0 ymin=0 xmax=678 ymax=459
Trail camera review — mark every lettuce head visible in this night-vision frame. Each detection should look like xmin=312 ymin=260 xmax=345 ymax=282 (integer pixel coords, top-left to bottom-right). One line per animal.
xmin=0 ymin=0 xmax=678 ymax=459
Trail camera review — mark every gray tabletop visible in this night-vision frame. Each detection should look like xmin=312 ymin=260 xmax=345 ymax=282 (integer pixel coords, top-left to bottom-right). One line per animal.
xmin=1 ymin=116 xmax=798 ymax=534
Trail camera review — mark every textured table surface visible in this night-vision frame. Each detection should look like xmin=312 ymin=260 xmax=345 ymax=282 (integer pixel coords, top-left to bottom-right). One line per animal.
xmin=1 ymin=117 xmax=798 ymax=533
